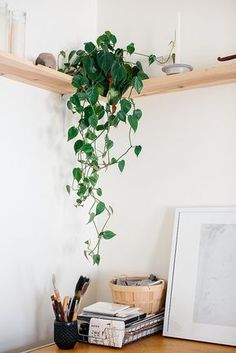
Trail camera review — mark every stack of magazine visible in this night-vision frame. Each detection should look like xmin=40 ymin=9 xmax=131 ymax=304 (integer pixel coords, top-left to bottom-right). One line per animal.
xmin=77 ymin=302 xmax=164 ymax=348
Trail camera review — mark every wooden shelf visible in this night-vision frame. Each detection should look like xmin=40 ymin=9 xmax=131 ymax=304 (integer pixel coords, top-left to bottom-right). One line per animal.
xmin=0 ymin=51 xmax=73 ymax=94
xmin=132 ymin=63 xmax=236 ymax=97
xmin=1 ymin=51 xmax=236 ymax=96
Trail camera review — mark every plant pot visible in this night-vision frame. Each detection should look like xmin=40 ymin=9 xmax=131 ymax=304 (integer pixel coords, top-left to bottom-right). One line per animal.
xmin=54 ymin=320 xmax=78 ymax=350
xmin=162 ymin=64 xmax=193 ymax=75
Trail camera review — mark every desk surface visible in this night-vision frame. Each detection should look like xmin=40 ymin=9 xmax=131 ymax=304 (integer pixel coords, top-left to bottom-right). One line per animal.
xmin=30 ymin=335 xmax=235 ymax=353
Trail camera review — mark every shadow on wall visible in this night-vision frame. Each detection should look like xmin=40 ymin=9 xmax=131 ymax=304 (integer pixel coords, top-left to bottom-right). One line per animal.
xmin=151 ymin=207 xmax=176 ymax=279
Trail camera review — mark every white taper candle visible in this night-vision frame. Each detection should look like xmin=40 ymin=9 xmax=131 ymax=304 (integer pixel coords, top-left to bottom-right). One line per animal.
xmin=175 ymin=11 xmax=181 ymax=63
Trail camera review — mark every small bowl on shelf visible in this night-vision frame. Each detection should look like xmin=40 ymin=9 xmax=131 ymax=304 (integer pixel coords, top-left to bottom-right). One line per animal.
xmin=162 ymin=64 xmax=193 ymax=75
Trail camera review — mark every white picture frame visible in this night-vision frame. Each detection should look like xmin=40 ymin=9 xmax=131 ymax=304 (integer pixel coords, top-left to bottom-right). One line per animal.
xmin=163 ymin=207 xmax=236 ymax=346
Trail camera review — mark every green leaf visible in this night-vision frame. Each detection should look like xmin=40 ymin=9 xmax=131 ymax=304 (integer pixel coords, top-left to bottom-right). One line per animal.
xmin=118 ymin=160 xmax=125 ymax=172
xmin=84 ymin=106 xmax=94 ymax=119
xmin=88 ymin=86 xmax=99 ymax=105
xmin=97 ymin=188 xmax=102 ymax=196
xmin=87 ymin=212 xmax=95 ymax=224
xmin=111 ymin=157 xmax=117 ymax=164
xmin=102 ymin=230 xmax=116 ymax=240
xmin=66 ymin=185 xmax=71 ymax=195
xmin=96 ymin=201 xmax=105 ymax=215
xmin=148 ymin=54 xmax=157 ymax=65
xmin=79 ymin=118 xmax=89 ymax=131
xmin=73 ymin=168 xmax=82 ymax=182
xmin=120 ymin=99 xmax=132 ymax=114
xmin=77 ymin=184 xmax=87 ymax=196
xmin=82 ymin=143 xmax=94 ymax=155
xmin=111 ymin=61 xmax=127 ymax=86
xmin=117 ymin=111 xmax=126 ymax=122
xmin=106 ymin=138 xmax=114 ymax=150
xmin=85 ymin=130 xmax=97 ymax=140
xmin=96 ymin=124 xmax=106 ymax=131
xmin=84 ymin=41 xmax=96 ymax=53
xmin=127 ymin=42 xmax=135 ymax=55
xmin=93 ymin=254 xmax=100 ymax=265
xmin=137 ymin=71 xmax=149 ymax=80
xmin=72 ymin=75 xmax=84 ymax=89
xmin=96 ymin=105 xmax=105 ymax=120
xmin=134 ymin=145 xmax=142 ymax=157
xmin=128 ymin=115 xmax=138 ymax=132
xmin=67 ymin=126 xmax=78 ymax=141
xmin=67 ymin=100 xmax=73 ymax=110
xmin=105 ymin=31 xmax=117 ymax=45
xmin=88 ymin=115 xmax=98 ymax=128
xmin=74 ymin=139 xmax=84 ymax=153
xmin=97 ymin=51 xmax=114 ymax=74
xmin=68 ymin=50 xmax=76 ymax=61
xmin=133 ymin=109 xmax=142 ymax=120
xmin=70 ymin=93 xmax=81 ymax=106
xmin=89 ymin=172 xmax=99 ymax=186
xmin=131 ymin=76 xmax=143 ymax=94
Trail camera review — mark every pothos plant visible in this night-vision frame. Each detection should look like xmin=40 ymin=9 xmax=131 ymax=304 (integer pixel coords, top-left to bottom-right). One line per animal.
xmin=59 ymin=31 xmax=174 ymax=265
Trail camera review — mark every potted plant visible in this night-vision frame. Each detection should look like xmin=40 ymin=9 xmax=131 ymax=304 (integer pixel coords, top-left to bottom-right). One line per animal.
xmin=59 ymin=31 xmax=172 ymax=265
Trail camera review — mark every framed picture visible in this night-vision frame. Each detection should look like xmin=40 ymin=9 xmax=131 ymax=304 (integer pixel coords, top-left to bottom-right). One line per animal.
xmin=163 ymin=208 xmax=236 ymax=346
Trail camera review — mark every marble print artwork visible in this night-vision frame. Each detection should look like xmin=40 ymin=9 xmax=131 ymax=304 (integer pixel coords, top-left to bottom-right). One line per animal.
xmin=193 ymin=224 xmax=236 ymax=327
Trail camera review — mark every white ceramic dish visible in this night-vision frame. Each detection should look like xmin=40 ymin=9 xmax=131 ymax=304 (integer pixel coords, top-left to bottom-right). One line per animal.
xmin=162 ymin=64 xmax=193 ymax=75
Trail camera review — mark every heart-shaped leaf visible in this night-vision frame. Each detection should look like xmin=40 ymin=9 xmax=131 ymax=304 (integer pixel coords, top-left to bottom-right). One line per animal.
xmin=131 ymin=76 xmax=143 ymax=94
xmin=102 ymin=230 xmax=116 ymax=239
xmin=73 ymin=168 xmax=82 ymax=183
xmin=97 ymin=188 xmax=102 ymax=196
xmin=134 ymin=145 xmax=142 ymax=157
xmin=120 ymin=99 xmax=132 ymax=114
xmin=74 ymin=140 xmax=84 ymax=154
xmin=118 ymin=160 xmax=125 ymax=172
xmin=68 ymin=126 xmax=78 ymax=141
xmin=128 ymin=115 xmax=138 ymax=132
xmin=93 ymin=254 xmax=100 ymax=265
xmin=96 ymin=201 xmax=105 ymax=215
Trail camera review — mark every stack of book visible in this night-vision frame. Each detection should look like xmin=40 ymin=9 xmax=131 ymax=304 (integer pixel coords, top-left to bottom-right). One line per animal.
xmin=77 ymin=302 xmax=164 ymax=348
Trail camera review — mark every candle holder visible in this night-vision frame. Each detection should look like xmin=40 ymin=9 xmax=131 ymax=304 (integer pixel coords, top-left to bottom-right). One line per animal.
xmin=162 ymin=64 xmax=193 ymax=75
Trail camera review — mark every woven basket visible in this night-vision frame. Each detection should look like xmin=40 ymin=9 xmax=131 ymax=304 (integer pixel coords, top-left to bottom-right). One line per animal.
xmin=110 ymin=276 xmax=166 ymax=314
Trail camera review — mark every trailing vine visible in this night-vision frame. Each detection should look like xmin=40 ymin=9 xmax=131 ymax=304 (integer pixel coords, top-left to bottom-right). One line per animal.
xmin=59 ymin=31 xmax=174 ymax=265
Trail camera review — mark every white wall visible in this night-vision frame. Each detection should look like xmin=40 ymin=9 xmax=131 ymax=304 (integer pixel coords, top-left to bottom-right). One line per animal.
xmin=0 ymin=1 xmax=98 ymax=352
xmin=1 ymin=1 xmax=236 ymax=351
xmin=96 ymin=0 xmax=236 ymax=299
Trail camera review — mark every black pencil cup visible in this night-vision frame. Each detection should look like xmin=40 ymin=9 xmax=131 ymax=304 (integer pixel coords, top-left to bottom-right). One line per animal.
xmin=54 ymin=320 xmax=78 ymax=349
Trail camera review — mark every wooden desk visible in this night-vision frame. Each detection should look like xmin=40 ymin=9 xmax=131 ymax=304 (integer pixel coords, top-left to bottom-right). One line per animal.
xmin=30 ymin=335 xmax=235 ymax=353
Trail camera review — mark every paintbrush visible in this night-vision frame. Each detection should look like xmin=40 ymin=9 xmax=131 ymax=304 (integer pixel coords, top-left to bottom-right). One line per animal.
xmin=63 ymin=296 xmax=70 ymax=313
xmin=72 ymin=280 xmax=90 ymax=321
xmin=68 ymin=276 xmax=89 ymax=321
xmin=52 ymin=274 xmax=66 ymax=321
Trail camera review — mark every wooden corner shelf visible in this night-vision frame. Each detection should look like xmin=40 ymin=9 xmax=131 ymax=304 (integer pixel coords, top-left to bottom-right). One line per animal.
xmin=0 ymin=50 xmax=74 ymax=94
xmin=1 ymin=51 xmax=236 ymax=96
